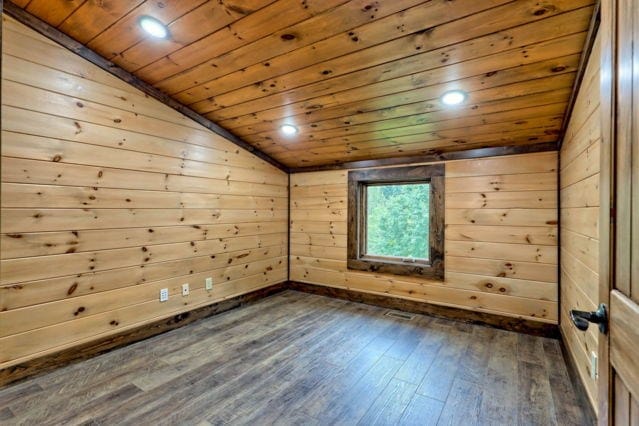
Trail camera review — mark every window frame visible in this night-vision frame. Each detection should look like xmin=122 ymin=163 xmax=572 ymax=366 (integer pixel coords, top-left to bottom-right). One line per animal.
xmin=347 ymin=164 xmax=445 ymax=280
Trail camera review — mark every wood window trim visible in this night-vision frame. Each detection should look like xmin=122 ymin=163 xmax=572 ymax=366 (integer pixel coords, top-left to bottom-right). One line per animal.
xmin=347 ymin=164 xmax=445 ymax=280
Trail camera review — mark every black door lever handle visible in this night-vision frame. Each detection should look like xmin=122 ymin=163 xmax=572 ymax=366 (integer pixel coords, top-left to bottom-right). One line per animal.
xmin=570 ymin=304 xmax=608 ymax=334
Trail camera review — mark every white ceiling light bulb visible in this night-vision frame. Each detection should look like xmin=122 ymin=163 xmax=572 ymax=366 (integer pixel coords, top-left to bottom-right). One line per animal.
xmin=280 ymin=124 xmax=299 ymax=135
xmin=139 ymin=16 xmax=168 ymax=39
xmin=441 ymin=90 xmax=467 ymax=106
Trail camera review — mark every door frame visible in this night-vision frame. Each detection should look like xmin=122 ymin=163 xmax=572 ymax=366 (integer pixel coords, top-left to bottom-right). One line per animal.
xmin=598 ymin=0 xmax=636 ymax=425
xmin=598 ymin=0 xmax=615 ymax=423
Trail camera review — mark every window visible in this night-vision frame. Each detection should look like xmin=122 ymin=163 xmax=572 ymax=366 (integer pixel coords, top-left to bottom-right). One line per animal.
xmin=347 ymin=164 xmax=444 ymax=279
xmin=366 ymin=183 xmax=430 ymax=260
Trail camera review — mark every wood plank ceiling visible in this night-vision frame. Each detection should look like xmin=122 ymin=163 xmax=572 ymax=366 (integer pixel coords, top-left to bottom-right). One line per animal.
xmin=8 ymin=0 xmax=595 ymax=168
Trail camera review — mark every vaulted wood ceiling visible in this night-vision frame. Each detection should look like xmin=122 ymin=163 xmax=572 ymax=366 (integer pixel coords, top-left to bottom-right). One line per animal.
xmin=9 ymin=0 xmax=595 ymax=168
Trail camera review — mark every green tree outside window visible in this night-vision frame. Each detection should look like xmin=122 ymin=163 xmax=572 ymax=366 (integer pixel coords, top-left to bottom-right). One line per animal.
xmin=365 ymin=183 xmax=430 ymax=260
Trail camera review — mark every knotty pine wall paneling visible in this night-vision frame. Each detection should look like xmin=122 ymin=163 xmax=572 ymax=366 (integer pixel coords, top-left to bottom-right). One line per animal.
xmin=290 ymin=151 xmax=559 ymax=323
xmin=0 ymin=15 xmax=288 ymax=368
xmin=559 ymin=31 xmax=602 ymax=414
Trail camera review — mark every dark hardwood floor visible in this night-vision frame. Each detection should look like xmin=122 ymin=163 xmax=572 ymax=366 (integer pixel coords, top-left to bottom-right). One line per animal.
xmin=0 ymin=290 xmax=588 ymax=425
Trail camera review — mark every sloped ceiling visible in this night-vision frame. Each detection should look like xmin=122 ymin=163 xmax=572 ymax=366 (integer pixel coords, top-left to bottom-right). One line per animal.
xmin=8 ymin=0 xmax=595 ymax=168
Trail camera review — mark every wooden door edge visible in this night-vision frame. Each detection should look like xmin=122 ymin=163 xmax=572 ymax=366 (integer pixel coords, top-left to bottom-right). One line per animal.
xmin=597 ymin=0 xmax=615 ymax=423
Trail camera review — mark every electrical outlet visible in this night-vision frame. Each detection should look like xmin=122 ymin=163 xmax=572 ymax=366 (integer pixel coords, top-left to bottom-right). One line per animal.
xmin=159 ymin=288 xmax=169 ymax=302
xmin=590 ymin=351 xmax=598 ymax=379
xmin=205 ymin=277 xmax=213 ymax=291
xmin=182 ymin=283 xmax=190 ymax=296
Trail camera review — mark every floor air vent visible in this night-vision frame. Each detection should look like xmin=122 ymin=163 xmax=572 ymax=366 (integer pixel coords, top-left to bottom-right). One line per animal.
xmin=384 ymin=311 xmax=415 ymax=321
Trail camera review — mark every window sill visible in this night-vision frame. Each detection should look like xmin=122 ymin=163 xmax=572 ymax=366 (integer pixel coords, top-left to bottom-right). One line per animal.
xmin=347 ymin=258 xmax=444 ymax=280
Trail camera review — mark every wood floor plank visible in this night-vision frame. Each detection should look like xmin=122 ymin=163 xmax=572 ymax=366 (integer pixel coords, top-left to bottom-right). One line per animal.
xmin=437 ymin=378 xmax=484 ymax=426
xmin=518 ymin=360 xmax=558 ymax=426
xmin=85 ymin=302 xmax=336 ymax=424
xmin=234 ymin=355 xmax=334 ymax=424
xmin=394 ymin=320 xmax=447 ymax=385
xmin=384 ymin=316 xmax=432 ymax=361
xmin=9 ymin=356 xmax=156 ymax=422
xmin=203 ymin=302 xmax=377 ymax=424
xmin=11 ymin=357 xmax=173 ymax=422
xmin=323 ymin=307 xmax=393 ymax=367
xmin=415 ymin=324 xmax=471 ymax=401
xmin=269 ymin=312 xmax=390 ymax=422
xmin=0 ymin=382 xmax=43 ymax=409
xmin=205 ymin=330 xmax=340 ymax=424
xmin=455 ymin=325 xmax=496 ymax=385
xmin=0 ymin=407 xmax=14 ymax=421
xmin=542 ymin=339 xmax=588 ymax=426
xmin=322 ymin=355 xmax=405 ymax=424
xmin=51 ymin=383 xmax=144 ymax=425
xmin=21 ymin=292 xmax=304 ymax=406
xmin=479 ymin=329 xmax=519 ymax=425
xmin=517 ymin=333 xmax=548 ymax=366
xmin=0 ymin=290 xmax=589 ymax=424
xmin=399 ymin=393 xmax=444 ymax=426
xmin=272 ymin=410 xmax=321 ymax=426
xmin=295 ymin=341 xmax=388 ymax=419
xmin=358 ymin=378 xmax=418 ymax=426
xmin=104 ymin=298 xmax=340 ymax=424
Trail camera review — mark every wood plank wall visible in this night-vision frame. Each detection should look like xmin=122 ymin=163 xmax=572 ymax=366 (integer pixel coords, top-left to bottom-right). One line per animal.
xmin=0 ymin=15 xmax=288 ymax=368
xmin=290 ymin=151 xmax=559 ymax=323
xmin=559 ymin=31 xmax=602 ymax=414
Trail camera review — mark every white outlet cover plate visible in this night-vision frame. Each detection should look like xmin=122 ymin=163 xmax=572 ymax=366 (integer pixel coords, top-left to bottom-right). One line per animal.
xmin=205 ymin=277 xmax=213 ymax=290
xmin=159 ymin=288 xmax=169 ymax=302
xmin=182 ymin=283 xmax=190 ymax=296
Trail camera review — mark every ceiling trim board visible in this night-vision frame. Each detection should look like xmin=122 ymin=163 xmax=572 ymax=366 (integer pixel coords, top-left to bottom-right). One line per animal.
xmin=289 ymin=142 xmax=558 ymax=173
xmin=1 ymin=1 xmax=289 ymax=173
xmin=557 ymin=0 xmax=601 ymax=150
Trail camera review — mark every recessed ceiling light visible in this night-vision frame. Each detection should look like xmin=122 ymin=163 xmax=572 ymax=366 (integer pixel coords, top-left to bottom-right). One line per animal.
xmin=441 ymin=90 xmax=467 ymax=106
xmin=139 ymin=16 xmax=168 ymax=39
xmin=280 ymin=124 xmax=298 ymax=135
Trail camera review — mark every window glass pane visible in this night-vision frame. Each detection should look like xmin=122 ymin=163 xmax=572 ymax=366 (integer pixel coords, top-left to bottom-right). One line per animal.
xmin=365 ymin=183 xmax=430 ymax=260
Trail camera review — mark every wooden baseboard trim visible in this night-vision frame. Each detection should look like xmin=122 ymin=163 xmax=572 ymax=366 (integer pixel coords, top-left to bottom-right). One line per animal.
xmin=287 ymin=281 xmax=560 ymax=338
xmin=559 ymin=333 xmax=598 ymax=426
xmin=0 ymin=282 xmax=287 ymax=388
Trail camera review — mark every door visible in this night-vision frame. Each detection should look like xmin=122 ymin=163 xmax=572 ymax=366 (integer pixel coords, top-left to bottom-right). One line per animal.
xmin=601 ymin=0 xmax=639 ymax=424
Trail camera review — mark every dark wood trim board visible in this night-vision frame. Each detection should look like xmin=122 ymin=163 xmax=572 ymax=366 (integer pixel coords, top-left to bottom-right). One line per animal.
xmin=287 ymin=281 xmax=560 ymax=339
xmin=287 ymin=174 xmax=292 ymax=281
xmin=1 ymin=2 xmax=288 ymax=172
xmin=289 ymin=142 xmax=558 ymax=173
xmin=0 ymin=282 xmax=287 ymax=388
xmin=557 ymin=0 xmax=601 ymax=150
